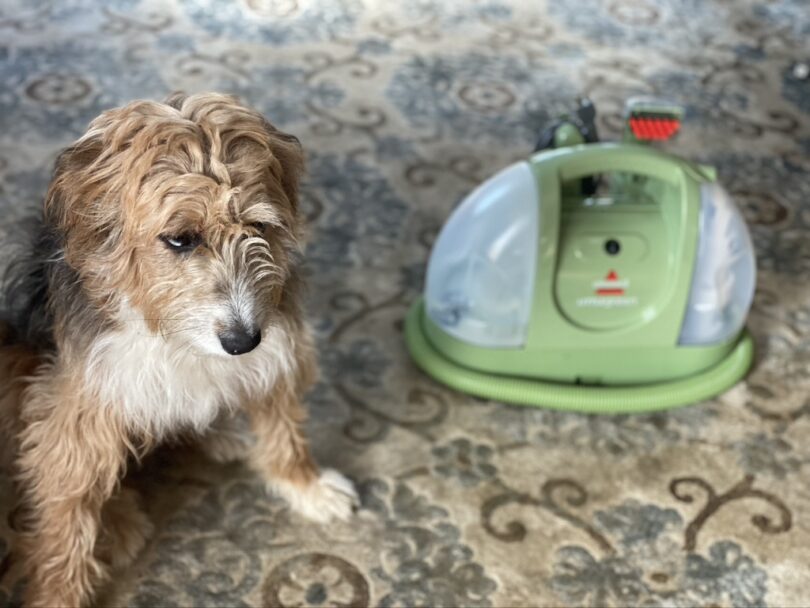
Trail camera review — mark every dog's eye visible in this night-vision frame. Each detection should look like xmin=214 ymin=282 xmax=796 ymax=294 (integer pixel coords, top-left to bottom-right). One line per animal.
xmin=160 ymin=233 xmax=201 ymax=252
xmin=249 ymin=222 xmax=268 ymax=232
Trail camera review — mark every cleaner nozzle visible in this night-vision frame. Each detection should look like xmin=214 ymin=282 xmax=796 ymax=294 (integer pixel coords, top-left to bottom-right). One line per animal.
xmin=624 ymin=97 xmax=683 ymax=143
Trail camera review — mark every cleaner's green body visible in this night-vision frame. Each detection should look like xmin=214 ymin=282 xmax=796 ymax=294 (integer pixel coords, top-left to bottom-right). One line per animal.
xmin=405 ymin=101 xmax=754 ymax=412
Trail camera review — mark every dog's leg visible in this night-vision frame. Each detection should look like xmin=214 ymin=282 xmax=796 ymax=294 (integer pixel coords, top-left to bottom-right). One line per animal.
xmin=0 ymin=340 xmax=41 ymax=470
xmin=246 ymin=346 xmax=357 ymax=523
xmin=247 ymin=386 xmax=357 ymax=522
xmin=16 ymin=382 xmax=128 ymax=608
xmin=95 ymin=486 xmax=153 ymax=571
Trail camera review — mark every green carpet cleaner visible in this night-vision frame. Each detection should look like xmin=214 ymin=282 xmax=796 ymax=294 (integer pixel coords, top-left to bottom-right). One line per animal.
xmin=405 ymin=98 xmax=755 ymax=413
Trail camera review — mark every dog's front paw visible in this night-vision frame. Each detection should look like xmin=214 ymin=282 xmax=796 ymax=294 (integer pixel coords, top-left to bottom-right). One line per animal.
xmin=278 ymin=469 xmax=359 ymax=523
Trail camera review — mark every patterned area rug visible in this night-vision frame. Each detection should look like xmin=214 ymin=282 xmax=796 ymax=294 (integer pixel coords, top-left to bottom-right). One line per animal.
xmin=2 ymin=1 xmax=810 ymax=606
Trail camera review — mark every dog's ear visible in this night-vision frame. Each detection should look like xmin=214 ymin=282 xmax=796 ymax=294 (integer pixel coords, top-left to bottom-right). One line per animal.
xmin=43 ymin=123 xmax=130 ymax=277
xmin=44 ymin=133 xmax=107 ymax=237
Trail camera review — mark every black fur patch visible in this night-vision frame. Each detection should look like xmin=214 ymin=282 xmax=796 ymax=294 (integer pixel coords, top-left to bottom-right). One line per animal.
xmin=1 ymin=212 xmax=114 ymax=354
xmin=0 ymin=214 xmax=61 ymax=350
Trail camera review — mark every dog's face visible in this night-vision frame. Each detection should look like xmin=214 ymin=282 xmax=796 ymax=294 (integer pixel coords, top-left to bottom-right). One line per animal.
xmin=45 ymin=93 xmax=304 ymax=357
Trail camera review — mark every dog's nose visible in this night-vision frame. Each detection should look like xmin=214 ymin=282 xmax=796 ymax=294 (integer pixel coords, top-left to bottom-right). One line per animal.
xmin=218 ymin=325 xmax=261 ymax=355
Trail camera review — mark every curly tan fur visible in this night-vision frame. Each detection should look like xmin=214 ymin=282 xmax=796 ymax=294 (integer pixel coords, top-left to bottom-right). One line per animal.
xmin=0 ymin=93 xmax=356 ymax=607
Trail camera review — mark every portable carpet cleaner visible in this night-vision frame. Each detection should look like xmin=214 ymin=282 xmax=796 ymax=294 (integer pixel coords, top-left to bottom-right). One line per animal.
xmin=404 ymin=98 xmax=756 ymax=413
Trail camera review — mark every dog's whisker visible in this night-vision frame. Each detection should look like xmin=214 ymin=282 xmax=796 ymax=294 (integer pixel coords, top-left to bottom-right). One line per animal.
xmin=157 ymin=326 xmax=208 ymax=338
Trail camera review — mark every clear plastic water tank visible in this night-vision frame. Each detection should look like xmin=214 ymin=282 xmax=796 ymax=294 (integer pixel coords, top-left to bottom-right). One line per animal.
xmin=678 ymin=183 xmax=755 ymax=345
xmin=425 ymin=162 xmax=539 ymax=348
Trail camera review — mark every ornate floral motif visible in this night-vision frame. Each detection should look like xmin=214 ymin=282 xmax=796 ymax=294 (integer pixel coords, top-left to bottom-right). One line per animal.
xmin=548 ymin=0 xmax=732 ymax=49
xmin=304 ymin=153 xmax=408 ymax=272
xmin=431 ymin=438 xmax=497 ymax=487
xmin=734 ymin=433 xmax=805 ymax=479
xmin=262 ymin=553 xmax=369 ymax=608
xmin=321 ymin=339 xmax=392 ymax=389
xmin=0 ymin=39 xmax=167 ymax=142
xmin=550 ymin=500 xmax=770 ymax=608
xmin=386 ymin=53 xmax=577 ymax=143
xmin=482 ymin=478 xmax=614 ymax=552
xmin=361 ymin=478 xmax=498 ymax=608
xmin=483 ymin=405 xmax=713 ymax=458
xmin=670 ymin=475 xmax=791 ymax=552
xmin=340 ymin=385 xmax=449 ymax=444
xmin=127 ymin=479 xmax=284 ymax=607
xmin=168 ymin=49 xmax=348 ymax=129
xmin=180 ymin=0 xmax=362 ymax=45
xmin=25 ymin=72 xmax=91 ymax=105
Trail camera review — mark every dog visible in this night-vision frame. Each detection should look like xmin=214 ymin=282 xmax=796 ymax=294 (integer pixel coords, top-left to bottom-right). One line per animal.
xmin=0 ymin=92 xmax=358 ymax=607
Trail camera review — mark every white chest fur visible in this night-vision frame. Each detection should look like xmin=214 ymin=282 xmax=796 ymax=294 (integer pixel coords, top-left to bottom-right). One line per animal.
xmin=84 ymin=319 xmax=293 ymax=438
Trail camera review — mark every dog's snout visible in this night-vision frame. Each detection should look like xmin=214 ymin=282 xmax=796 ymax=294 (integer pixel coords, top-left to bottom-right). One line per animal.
xmin=218 ymin=325 xmax=261 ymax=356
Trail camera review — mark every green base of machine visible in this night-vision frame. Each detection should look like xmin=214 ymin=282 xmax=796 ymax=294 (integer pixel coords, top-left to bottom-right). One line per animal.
xmin=405 ymin=299 xmax=754 ymax=414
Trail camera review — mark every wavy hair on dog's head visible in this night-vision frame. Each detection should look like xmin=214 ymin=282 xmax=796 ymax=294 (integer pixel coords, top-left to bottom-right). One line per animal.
xmin=39 ymin=93 xmax=305 ymax=351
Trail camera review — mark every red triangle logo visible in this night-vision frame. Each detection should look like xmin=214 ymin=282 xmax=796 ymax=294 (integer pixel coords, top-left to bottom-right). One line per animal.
xmin=606 ymin=270 xmax=619 ymax=281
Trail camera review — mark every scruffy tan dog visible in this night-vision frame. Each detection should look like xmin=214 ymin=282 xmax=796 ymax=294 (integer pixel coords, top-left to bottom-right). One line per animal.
xmin=0 ymin=93 xmax=357 ymax=607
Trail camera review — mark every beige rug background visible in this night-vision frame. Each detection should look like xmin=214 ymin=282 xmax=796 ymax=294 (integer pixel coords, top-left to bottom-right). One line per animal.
xmin=1 ymin=0 xmax=810 ymax=605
